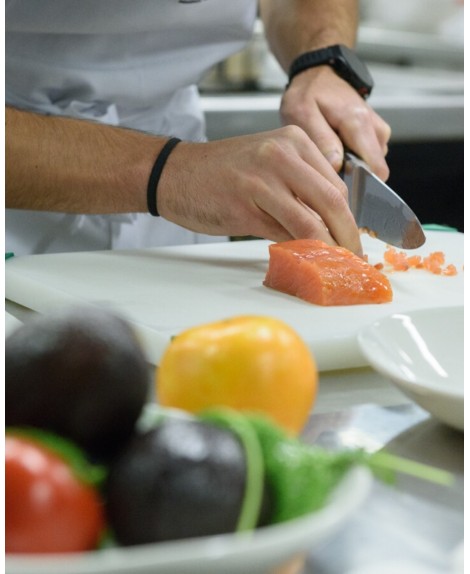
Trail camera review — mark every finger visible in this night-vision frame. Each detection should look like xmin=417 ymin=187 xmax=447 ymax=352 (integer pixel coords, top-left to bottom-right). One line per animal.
xmin=281 ymin=137 xmax=363 ymax=254
xmin=289 ymin=166 xmax=362 ymax=255
xmin=253 ymin=183 xmax=341 ymax=248
xmin=371 ymin=110 xmax=392 ymax=152
xmin=338 ymin=106 xmax=390 ymax=181
xmin=257 ymin=155 xmax=362 ymax=255
xmin=247 ymin=211 xmax=295 ymax=243
xmin=295 ymin=109 xmax=345 ymax=173
xmin=283 ymin=125 xmax=347 ymax=198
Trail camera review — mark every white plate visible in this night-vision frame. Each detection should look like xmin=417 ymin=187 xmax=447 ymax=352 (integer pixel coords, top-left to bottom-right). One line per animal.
xmin=6 ymin=466 xmax=371 ymax=574
xmin=358 ymin=306 xmax=464 ymax=431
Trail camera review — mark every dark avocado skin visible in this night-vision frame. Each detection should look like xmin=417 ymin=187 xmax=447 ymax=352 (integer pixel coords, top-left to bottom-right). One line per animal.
xmin=106 ymin=418 xmax=249 ymax=545
xmin=5 ymin=306 xmax=149 ymax=460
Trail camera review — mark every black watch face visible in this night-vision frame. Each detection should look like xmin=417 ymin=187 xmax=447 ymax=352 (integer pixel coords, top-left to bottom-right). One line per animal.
xmin=288 ymin=44 xmax=373 ymax=98
xmin=336 ymin=45 xmax=374 ymax=97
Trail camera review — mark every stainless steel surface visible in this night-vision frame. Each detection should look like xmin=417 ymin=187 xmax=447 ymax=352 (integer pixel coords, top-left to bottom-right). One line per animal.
xmin=201 ymin=86 xmax=464 ymax=144
xmin=300 ymin=402 xmax=464 ymax=573
xmin=200 ymin=19 xmax=464 ymax=93
xmin=342 ymin=151 xmax=426 ymax=249
xmin=200 ymin=18 xmax=464 ymax=144
xmin=356 ymin=26 xmax=464 ymax=70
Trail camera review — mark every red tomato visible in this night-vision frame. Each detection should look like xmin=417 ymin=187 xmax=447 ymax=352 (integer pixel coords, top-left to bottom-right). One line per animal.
xmin=5 ymin=435 xmax=104 ymax=554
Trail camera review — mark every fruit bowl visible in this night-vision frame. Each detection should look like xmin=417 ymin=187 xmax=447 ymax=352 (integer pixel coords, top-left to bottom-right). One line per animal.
xmin=6 ymin=308 xmax=372 ymax=574
xmin=6 ymin=411 xmax=372 ymax=574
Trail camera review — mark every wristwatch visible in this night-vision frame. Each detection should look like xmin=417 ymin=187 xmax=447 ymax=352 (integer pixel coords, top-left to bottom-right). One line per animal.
xmin=287 ymin=44 xmax=374 ymax=98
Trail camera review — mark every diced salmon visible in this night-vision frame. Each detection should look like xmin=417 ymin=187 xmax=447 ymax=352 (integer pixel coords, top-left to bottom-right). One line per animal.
xmin=422 ymin=251 xmax=445 ymax=274
xmin=383 ymin=246 xmax=458 ymax=276
xmin=443 ymin=264 xmax=458 ymax=276
xmin=384 ymin=246 xmax=410 ymax=271
xmin=263 ymin=239 xmax=393 ymax=306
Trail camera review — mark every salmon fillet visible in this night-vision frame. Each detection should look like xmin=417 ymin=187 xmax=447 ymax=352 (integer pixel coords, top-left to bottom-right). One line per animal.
xmin=263 ymin=239 xmax=393 ymax=306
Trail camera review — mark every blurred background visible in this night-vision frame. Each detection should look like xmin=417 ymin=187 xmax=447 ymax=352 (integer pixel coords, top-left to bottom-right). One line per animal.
xmin=199 ymin=0 xmax=464 ymax=232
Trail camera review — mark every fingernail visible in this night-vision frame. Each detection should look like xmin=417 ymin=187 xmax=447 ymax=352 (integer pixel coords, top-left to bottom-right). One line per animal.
xmin=325 ymin=150 xmax=343 ymax=168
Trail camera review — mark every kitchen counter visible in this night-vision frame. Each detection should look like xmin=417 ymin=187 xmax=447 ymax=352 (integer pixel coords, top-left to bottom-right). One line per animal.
xmin=200 ymin=18 xmax=463 ymax=144
xmin=201 ymin=50 xmax=464 ymax=143
xmin=201 ymin=69 xmax=464 ymax=143
xmin=299 ymin=394 xmax=463 ymax=574
xmin=273 ymin=361 xmax=464 ymax=572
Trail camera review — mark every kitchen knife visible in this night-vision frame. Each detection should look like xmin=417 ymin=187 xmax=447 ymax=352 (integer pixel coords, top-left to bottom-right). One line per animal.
xmin=342 ymin=152 xmax=426 ymax=249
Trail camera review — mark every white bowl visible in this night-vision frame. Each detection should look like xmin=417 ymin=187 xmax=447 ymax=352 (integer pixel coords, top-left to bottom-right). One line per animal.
xmin=6 ymin=431 xmax=372 ymax=574
xmin=358 ymin=306 xmax=464 ymax=431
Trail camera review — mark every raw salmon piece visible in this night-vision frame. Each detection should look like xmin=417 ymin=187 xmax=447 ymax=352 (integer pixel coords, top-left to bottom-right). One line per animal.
xmin=263 ymin=239 xmax=393 ymax=306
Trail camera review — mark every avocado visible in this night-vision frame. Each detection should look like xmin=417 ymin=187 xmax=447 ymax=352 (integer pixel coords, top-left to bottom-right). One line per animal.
xmin=106 ymin=418 xmax=252 ymax=545
xmin=5 ymin=306 xmax=149 ymax=460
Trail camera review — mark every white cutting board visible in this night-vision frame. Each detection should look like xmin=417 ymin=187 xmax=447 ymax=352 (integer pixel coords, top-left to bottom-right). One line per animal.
xmin=5 ymin=232 xmax=464 ymax=372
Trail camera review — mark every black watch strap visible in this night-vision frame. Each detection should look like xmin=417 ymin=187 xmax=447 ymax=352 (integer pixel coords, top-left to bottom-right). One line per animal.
xmin=287 ymin=44 xmax=374 ymax=99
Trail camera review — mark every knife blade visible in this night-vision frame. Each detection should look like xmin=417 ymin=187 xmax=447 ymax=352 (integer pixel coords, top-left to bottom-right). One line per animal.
xmin=342 ymin=152 xmax=426 ymax=249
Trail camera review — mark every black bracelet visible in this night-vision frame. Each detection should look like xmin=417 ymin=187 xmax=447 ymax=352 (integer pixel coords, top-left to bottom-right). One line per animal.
xmin=147 ymin=137 xmax=182 ymax=217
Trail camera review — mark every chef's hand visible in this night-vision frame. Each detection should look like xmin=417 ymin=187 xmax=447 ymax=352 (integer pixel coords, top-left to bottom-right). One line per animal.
xmin=280 ymin=66 xmax=391 ymax=181
xmin=157 ymin=126 xmax=362 ymax=255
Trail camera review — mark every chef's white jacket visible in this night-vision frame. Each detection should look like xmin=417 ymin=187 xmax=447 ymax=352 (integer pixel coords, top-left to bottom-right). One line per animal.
xmin=5 ymin=0 xmax=258 ymax=254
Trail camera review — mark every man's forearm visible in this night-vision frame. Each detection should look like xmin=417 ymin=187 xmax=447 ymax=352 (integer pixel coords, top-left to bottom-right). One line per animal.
xmin=5 ymin=107 xmax=166 ymax=214
xmin=259 ymin=0 xmax=359 ymax=71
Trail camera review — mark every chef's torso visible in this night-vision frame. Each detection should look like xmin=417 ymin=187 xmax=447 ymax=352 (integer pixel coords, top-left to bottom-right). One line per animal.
xmin=6 ymin=0 xmax=257 ymax=254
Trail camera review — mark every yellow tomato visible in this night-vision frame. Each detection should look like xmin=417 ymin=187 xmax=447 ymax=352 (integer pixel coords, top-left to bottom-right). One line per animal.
xmin=156 ymin=316 xmax=318 ymax=435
